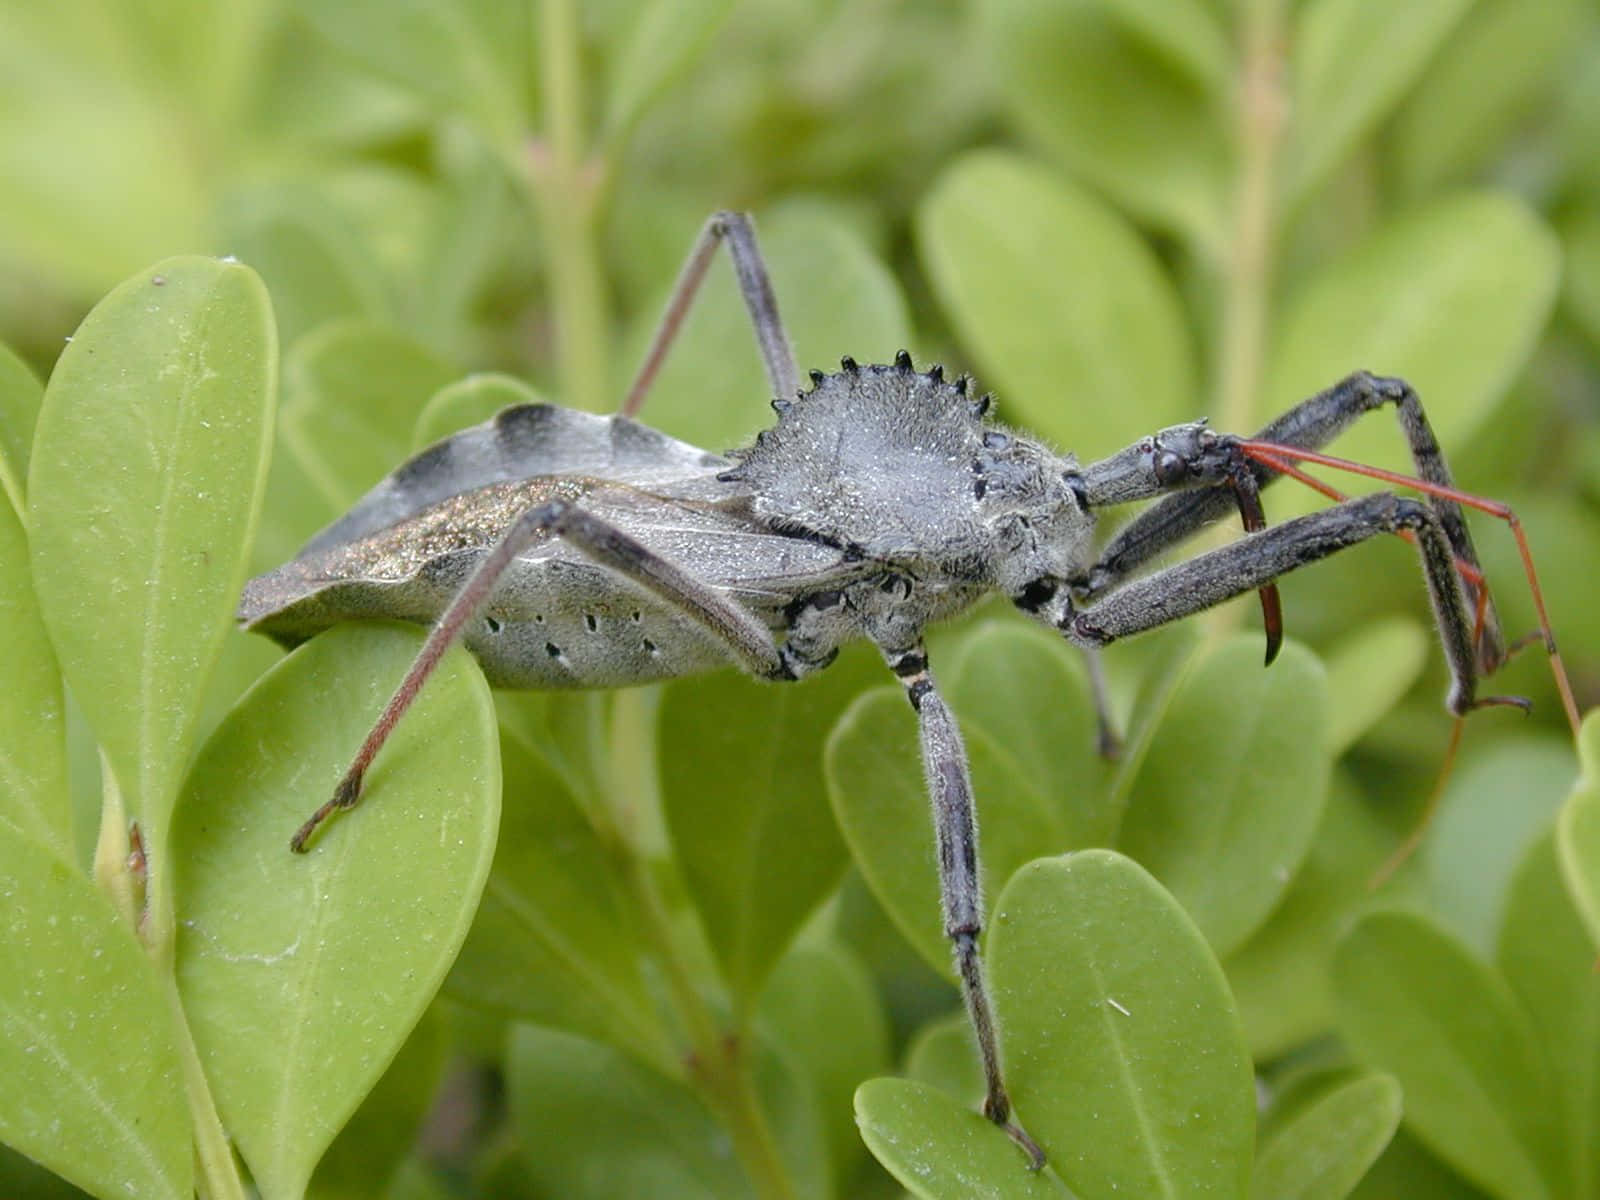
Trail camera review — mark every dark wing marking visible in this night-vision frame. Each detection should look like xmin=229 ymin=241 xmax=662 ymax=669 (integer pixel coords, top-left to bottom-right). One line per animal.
xmin=300 ymin=405 xmax=730 ymax=556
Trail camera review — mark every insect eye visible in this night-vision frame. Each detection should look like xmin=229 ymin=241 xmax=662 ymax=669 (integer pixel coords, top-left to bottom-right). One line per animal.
xmin=1153 ymin=450 xmax=1188 ymax=485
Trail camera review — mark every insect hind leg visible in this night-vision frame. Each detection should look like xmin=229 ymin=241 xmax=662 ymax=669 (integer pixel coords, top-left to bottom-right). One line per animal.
xmin=291 ymin=498 xmax=786 ymax=852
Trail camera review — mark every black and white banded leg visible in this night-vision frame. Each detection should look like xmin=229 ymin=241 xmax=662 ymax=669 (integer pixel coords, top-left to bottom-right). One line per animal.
xmin=882 ymin=640 xmax=1046 ymax=1169
xmin=291 ymin=498 xmax=787 ymax=851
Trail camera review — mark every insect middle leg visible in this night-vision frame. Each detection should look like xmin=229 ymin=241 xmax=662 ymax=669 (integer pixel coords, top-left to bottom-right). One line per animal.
xmin=620 ymin=210 xmax=799 ymax=418
xmin=881 ymin=640 xmax=1046 ymax=1169
xmin=290 ymin=497 xmax=787 ymax=851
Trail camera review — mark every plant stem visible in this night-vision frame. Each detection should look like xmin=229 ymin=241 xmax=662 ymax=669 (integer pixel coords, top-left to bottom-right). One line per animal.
xmin=532 ymin=0 xmax=610 ymax=413
xmin=623 ymin=844 xmax=798 ymax=1200
xmin=166 ymin=976 xmax=248 ymax=1200
xmin=1217 ymin=0 xmax=1287 ymax=435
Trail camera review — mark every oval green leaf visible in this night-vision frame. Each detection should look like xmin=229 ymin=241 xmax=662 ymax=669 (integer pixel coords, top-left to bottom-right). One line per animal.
xmin=621 ymin=204 xmax=912 ymax=453
xmin=660 ymin=647 xmax=880 ymax=1006
xmin=917 ymin=150 xmax=1195 ymax=456
xmin=173 ymin=623 xmax=499 ymax=1200
xmin=280 ymin=321 xmax=457 ymax=512
xmin=1264 ymin=193 xmax=1559 ymax=509
xmin=1557 ymin=710 xmax=1600 ymax=950
xmin=1223 ymin=772 xmax=1397 ymax=1060
xmin=989 ymin=851 xmax=1254 ymax=1197
xmin=1252 ymin=1073 xmax=1402 ymax=1200
xmin=0 ymin=490 xmax=70 ymax=858
xmin=1496 ymin=831 xmax=1600 ymax=1200
xmin=855 ymin=1077 xmax=1068 ymax=1199
xmin=1119 ymin=635 xmax=1331 ymax=956
xmin=1283 ymin=0 xmax=1476 ymax=206
xmin=446 ymin=727 xmax=671 ymax=1071
xmin=0 ymin=837 xmax=189 ymax=1199
xmin=28 ymin=257 xmax=276 ymax=834
xmin=602 ymin=0 xmax=738 ymax=145
xmin=974 ymin=0 xmax=1230 ymax=247
xmin=1333 ymin=910 xmax=1557 ymax=1200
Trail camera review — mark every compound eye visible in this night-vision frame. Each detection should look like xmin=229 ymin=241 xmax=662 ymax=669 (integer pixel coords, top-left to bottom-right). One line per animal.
xmin=1153 ymin=449 xmax=1187 ymax=485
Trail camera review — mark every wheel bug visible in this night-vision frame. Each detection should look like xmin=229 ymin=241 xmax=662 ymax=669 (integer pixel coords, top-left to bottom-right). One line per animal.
xmin=239 ymin=211 xmax=1580 ymax=1169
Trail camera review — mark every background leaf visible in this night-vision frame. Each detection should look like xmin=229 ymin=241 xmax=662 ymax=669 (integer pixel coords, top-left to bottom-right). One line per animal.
xmin=1252 ymin=1072 xmax=1402 ymax=1200
xmin=1333 ymin=911 xmax=1558 ymax=1200
xmin=0 ymin=342 xmax=41 ymax=512
xmin=974 ymin=0 xmax=1230 ymax=248
xmin=1283 ymin=0 xmax=1476 ymax=206
xmin=1264 ymin=193 xmax=1559 ymax=508
xmin=173 ymin=623 xmax=499 ymax=1199
xmin=602 ymin=0 xmax=739 ymax=146
xmin=1557 ymin=712 xmax=1600 ymax=951
xmin=1496 ymin=831 xmax=1600 ymax=1200
xmin=660 ymin=647 xmax=881 ymax=1007
xmin=917 ymin=150 xmax=1195 ymax=456
xmin=0 ymin=491 xmax=70 ymax=859
xmin=1119 ymin=636 xmax=1331 ymax=955
xmin=28 ymin=257 xmax=275 ymax=836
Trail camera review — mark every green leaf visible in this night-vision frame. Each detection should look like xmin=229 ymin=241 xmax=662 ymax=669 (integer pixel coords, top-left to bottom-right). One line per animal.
xmin=1252 ymin=1073 xmax=1402 ymax=1200
xmin=1557 ymin=710 xmax=1600 ymax=950
xmin=281 ymin=321 xmax=457 ymax=512
xmin=173 ymin=623 xmax=499 ymax=1200
xmin=622 ymin=203 xmax=912 ymax=453
xmin=1119 ymin=635 xmax=1331 ymax=956
xmin=1264 ymin=193 xmax=1559 ymax=508
xmin=411 ymin=373 xmax=545 ymax=451
xmin=1563 ymin=208 xmax=1600 ymax=351
xmin=291 ymin=0 xmax=527 ymax=147
xmin=854 ymin=1078 xmax=1067 ymax=1199
xmin=989 ymin=852 xmax=1255 ymax=1197
xmin=1387 ymin=0 xmax=1589 ymax=198
xmin=506 ymin=1025 xmax=829 ymax=1200
xmin=0 ymin=342 xmax=42 ymax=512
xmin=1497 ymin=831 xmax=1600 ymax=1200
xmin=446 ymin=728 xmax=671 ymax=1070
xmin=1421 ymin=737 xmax=1576 ymax=957
xmin=759 ymin=941 xmax=891 ymax=1188
xmin=1333 ymin=910 xmax=1557 ymax=1200
xmin=0 ymin=490 xmax=70 ymax=858
xmin=602 ymin=0 xmax=739 ymax=146
xmin=1320 ymin=617 xmax=1428 ymax=756
xmin=1283 ymin=0 xmax=1476 ymax=207
xmin=0 ymin=838 xmax=189 ymax=1199
xmin=1098 ymin=0 xmax=1232 ymax=94
xmin=28 ymin=257 xmax=276 ymax=834
xmin=916 ymin=150 xmax=1195 ymax=456
xmin=974 ymin=0 xmax=1231 ymax=248
xmin=660 ymin=647 xmax=881 ymax=1006
xmin=1224 ymin=772 xmax=1398 ymax=1060
xmin=307 ymin=1005 xmax=447 ymax=1200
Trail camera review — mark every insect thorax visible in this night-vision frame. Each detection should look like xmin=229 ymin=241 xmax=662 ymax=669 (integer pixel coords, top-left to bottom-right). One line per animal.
xmin=727 ymin=359 xmax=1095 ymax=600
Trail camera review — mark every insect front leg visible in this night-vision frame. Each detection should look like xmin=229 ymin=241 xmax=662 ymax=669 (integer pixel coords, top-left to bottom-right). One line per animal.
xmin=1061 ymin=492 xmax=1512 ymax=718
xmin=881 ymin=641 xmax=1046 ymax=1169
xmin=1081 ymin=373 xmax=1504 ymax=668
xmin=290 ymin=498 xmax=786 ymax=851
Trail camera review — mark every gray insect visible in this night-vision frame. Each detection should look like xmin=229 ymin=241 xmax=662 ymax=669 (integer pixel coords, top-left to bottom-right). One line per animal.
xmin=240 ymin=211 xmax=1535 ymax=1167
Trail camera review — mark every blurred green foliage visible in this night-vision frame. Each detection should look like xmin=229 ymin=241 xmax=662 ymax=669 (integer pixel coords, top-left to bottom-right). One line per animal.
xmin=2 ymin=0 xmax=1599 ymax=1197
